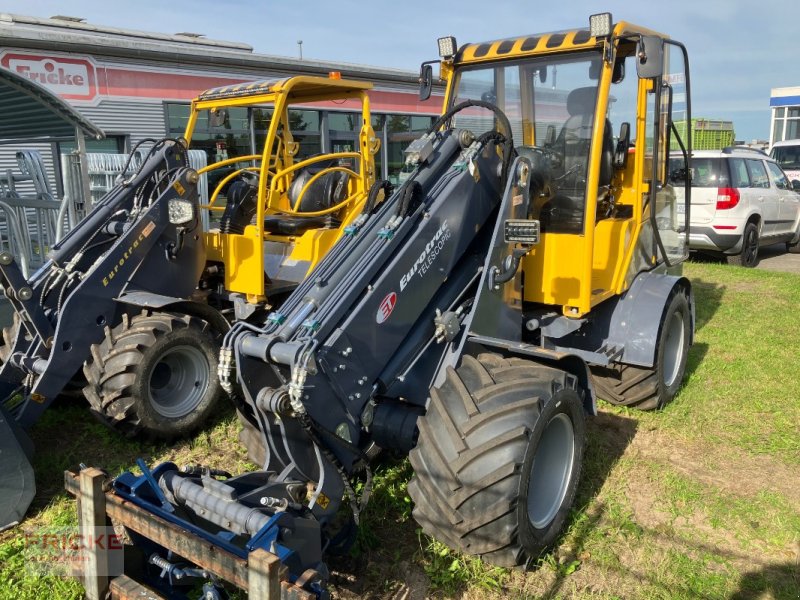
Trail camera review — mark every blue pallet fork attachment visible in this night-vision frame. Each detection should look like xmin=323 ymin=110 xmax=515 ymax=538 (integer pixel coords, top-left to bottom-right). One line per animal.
xmin=64 ymin=463 xmax=327 ymax=599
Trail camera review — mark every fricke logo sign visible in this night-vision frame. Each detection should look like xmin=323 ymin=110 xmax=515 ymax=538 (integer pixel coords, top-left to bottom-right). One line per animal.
xmin=1 ymin=52 xmax=98 ymax=102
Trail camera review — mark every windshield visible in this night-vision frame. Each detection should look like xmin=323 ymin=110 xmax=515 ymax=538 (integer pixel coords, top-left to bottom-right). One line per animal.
xmin=450 ymin=52 xmax=602 ymax=233
xmin=771 ymin=145 xmax=800 ymax=170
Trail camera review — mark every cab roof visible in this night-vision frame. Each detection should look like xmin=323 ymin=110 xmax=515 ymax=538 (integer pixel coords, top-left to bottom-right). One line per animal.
xmin=455 ymin=21 xmax=667 ymax=64
xmin=195 ymin=75 xmax=373 ymax=106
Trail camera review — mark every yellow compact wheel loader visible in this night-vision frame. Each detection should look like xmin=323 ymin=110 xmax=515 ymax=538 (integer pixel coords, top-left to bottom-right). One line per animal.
xmin=68 ymin=14 xmax=696 ymax=597
xmin=0 ymin=75 xmax=380 ymax=528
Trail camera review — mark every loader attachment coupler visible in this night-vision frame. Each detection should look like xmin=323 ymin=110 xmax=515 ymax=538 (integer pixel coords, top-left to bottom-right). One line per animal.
xmin=112 ymin=461 xmax=327 ymax=596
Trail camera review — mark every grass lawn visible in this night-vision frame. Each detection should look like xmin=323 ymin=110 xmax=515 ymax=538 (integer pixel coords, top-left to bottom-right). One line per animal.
xmin=1 ymin=260 xmax=799 ymax=599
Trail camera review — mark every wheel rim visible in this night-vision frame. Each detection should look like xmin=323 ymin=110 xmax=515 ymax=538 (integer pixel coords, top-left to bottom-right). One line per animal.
xmin=527 ymin=413 xmax=575 ymax=529
xmin=662 ymin=310 xmax=686 ymax=388
xmin=743 ymin=227 xmax=758 ymax=266
xmin=147 ymin=345 xmax=210 ymax=419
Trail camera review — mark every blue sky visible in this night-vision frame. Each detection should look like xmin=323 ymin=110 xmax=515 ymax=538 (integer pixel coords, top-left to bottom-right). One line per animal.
xmin=3 ymin=0 xmax=796 ymax=141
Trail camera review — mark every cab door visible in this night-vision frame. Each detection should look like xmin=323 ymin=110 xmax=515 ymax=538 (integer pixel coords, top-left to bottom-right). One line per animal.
xmin=648 ymin=40 xmax=691 ymax=267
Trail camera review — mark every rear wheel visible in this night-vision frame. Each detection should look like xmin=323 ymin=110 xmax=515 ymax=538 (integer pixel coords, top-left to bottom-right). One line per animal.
xmin=83 ymin=311 xmax=223 ymax=440
xmin=591 ymin=286 xmax=690 ymax=410
xmin=727 ymin=221 xmax=759 ymax=267
xmin=787 ymin=240 xmax=800 ymax=254
xmin=408 ymin=354 xmax=585 ymax=567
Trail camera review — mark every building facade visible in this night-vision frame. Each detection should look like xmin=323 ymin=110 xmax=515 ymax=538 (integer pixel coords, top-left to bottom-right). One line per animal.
xmin=0 ymin=13 xmax=442 ymax=195
xmin=769 ymin=86 xmax=800 ymax=149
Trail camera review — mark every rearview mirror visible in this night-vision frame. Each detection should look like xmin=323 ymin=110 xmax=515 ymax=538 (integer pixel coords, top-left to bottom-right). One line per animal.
xmin=612 ymin=56 xmax=626 ymax=84
xmin=792 ymin=179 xmax=800 ymax=192
xmin=614 ymin=122 xmax=631 ymax=169
xmin=419 ymin=63 xmax=433 ymax=101
xmin=545 ymin=125 xmax=556 ymax=147
xmin=209 ymin=108 xmax=228 ymax=128
xmin=636 ymin=35 xmax=664 ymax=79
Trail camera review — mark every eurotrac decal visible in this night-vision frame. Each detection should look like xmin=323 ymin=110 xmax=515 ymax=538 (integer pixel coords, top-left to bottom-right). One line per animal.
xmin=399 ymin=220 xmax=451 ymax=291
xmin=101 ymin=221 xmax=156 ymax=287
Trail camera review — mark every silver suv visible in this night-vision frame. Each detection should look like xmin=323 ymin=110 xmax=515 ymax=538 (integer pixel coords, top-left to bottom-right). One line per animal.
xmin=670 ymin=147 xmax=800 ymax=267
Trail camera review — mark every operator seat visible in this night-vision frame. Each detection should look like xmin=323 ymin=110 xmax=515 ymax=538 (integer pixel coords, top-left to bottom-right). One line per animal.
xmin=541 ymin=87 xmax=615 ymax=232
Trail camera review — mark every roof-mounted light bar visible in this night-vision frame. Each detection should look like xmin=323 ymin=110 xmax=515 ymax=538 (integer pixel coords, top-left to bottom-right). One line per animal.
xmin=589 ymin=12 xmax=613 ymax=38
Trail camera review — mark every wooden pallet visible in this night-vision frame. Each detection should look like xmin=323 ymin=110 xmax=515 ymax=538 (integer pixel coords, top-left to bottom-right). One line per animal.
xmin=65 ymin=468 xmax=315 ymax=600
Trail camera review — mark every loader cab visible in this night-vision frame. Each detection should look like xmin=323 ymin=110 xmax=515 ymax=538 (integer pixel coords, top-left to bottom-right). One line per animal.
xmin=438 ymin=20 xmax=691 ymax=317
xmin=183 ymin=76 xmax=380 ymax=302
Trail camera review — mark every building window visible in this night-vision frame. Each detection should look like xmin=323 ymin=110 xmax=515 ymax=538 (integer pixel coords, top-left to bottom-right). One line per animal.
xmin=771 ymin=104 xmax=800 ymax=145
xmin=327 ymin=111 xmax=359 ymax=154
xmin=165 ymin=102 xmax=435 ymax=186
xmin=57 ymin=136 xmax=125 ymax=155
xmin=287 ymin=109 xmax=321 ymax=159
xmin=384 ymin=114 xmax=435 ymax=184
xmin=166 ymin=102 xmax=253 ymax=164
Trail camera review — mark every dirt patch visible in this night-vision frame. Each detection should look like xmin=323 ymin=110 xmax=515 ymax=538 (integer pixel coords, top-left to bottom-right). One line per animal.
xmin=629 ymin=428 xmax=800 ymax=514
xmin=330 ymin=559 xmax=430 ymax=600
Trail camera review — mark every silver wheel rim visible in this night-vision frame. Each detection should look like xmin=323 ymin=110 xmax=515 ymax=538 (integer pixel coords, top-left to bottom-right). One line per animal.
xmin=527 ymin=412 xmax=575 ymax=529
xmin=147 ymin=345 xmax=210 ymax=419
xmin=662 ymin=311 xmax=685 ymax=388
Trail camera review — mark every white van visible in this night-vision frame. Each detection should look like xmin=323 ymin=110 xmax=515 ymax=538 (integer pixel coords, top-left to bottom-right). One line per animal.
xmin=770 ymin=140 xmax=800 ymax=183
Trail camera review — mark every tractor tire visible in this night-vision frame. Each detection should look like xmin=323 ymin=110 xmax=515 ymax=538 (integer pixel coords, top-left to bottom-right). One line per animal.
xmin=83 ymin=311 xmax=223 ymax=440
xmin=590 ymin=286 xmax=690 ymax=411
xmin=408 ymin=354 xmax=586 ymax=568
xmin=727 ymin=221 xmax=759 ymax=267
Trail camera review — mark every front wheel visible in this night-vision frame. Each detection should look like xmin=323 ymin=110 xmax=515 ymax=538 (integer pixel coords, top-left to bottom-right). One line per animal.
xmin=408 ymin=354 xmax=586 ymax=567
xmin=83 ymin=311 xmax=223 ymax=440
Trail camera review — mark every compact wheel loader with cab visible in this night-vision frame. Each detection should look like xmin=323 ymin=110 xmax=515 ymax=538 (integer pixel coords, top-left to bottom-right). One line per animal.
xmin=69 ymin=13 xmax=695 ymax=597
xmin=0 ymin=75 xmax=381 ymax=529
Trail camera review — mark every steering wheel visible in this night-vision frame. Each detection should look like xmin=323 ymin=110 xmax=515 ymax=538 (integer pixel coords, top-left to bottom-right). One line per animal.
xmin=198 ymin=154 xmax=263 ymax=207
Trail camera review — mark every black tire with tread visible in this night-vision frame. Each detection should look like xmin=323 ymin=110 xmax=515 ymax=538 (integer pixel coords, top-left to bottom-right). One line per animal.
xmin=83 ymin=311 xmax=223 ymax=440
xmin=408 ymin=353 xmax=586 ymax=568
xmin=727 ymin=221 xmax=759 ymax=267
xmin=590 ymin=286 xmax=690 ymax=411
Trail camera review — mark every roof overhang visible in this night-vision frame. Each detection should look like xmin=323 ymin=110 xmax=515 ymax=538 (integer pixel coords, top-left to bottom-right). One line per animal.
xmin=0 ymin=63 xmax=104 ymax=144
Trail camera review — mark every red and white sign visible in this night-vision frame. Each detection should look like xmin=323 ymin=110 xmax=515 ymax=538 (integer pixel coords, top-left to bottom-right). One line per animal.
xmin=1 ymin=52 xmax=98 ymax=102
xmin=376 ymin=291 xmax=397 ymax=324
xmin=0 ymin=50 xmax=442 ymax=115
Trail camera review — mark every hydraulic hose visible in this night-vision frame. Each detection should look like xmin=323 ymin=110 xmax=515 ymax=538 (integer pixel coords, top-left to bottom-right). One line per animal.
xmin=427 ymin=99 xmax=515 ymax=191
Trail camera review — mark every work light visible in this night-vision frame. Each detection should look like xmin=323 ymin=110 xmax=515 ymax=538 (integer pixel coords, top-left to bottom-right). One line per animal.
xmin=168 ymin=198 xmax=195 ymax=225
xmin=437 ymin=36 xmax=457 ymax=59
xmin=589 ymin=12 xmax=613 ymax=38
